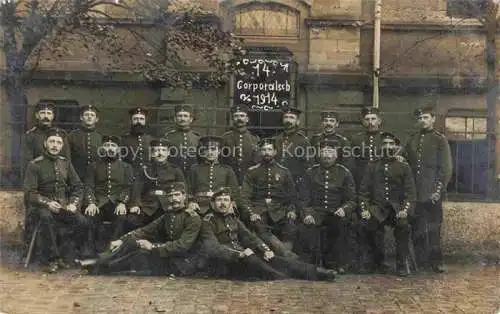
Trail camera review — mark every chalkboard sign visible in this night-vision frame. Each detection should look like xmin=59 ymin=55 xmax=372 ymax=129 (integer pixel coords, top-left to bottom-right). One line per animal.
xmin=233 ymin=58 xmax=292 ymax=111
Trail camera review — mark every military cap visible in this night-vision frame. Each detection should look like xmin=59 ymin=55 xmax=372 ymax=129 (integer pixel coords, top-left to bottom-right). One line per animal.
xmin=102 ymin=135 xmax=120 ymax=144
xmin=45 ymin=128 xmax=64 ymax=139
xmin=150 ymin=138 xmax=172 ymax=147
xmin=199 ymin=135 xmax=223 ymax=148
xmin=231 ymin=104 xmax=250 ymax=114
xmin=174 ymin=104 xmax=194 ymax=114
xmin=79 ymin=104 xmax=99 ymax=115
xmin=166 ymin=182 xmax=186 ymax=194
xmin=128 ymin=107 xmax=148 ymax=116
xmin=258 ymin=137 xmax=276 ymax=148
xmin=380 ymin=132 xmax=400 ymax=145
xmin=35 ymin=101 xmax=56 ymax=112
xmin=413 ymin=106 xmax=436 ymax=117
xmin=318 ymin=139 xmax=341 ymax=149
xmin=282 ymin=107 xmax=302 ymax=116
xmin=320 ymin=111 xmax=340 ymax=120
xmin=360 ymin=106 xmax=379 ymax=117
xmin=211 ymin=187 xmax=232 ymax=200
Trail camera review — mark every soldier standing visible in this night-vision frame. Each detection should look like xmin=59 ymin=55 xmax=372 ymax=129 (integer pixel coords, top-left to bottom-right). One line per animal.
xmin=240 ymin=138 xmax=298 ymax=253
xmin=274 ymin=107 xmax=312 ymax=186
xmin=350 ymin=107 xmax=384 ymax=191
xmin=120 ymin=107 xmax=153 ymax=171
xmin=127 ymin=138 xmax=186 ymax=229
xmin=296 ymin=139 xmax=357 ymax=273
xmin=163 ymin=104 xmax=200 ymax=176
xmin=83 ymin=136 xmax=134 ymax=253
xmin=24 ymin=129 xmax=90 ymax=272
xmin=68 ymin=105 xmax=102 ymax=180
xmin=310 ymin=111 xmax=353 ymax=170
xmin=24 ymin=101 xmax=71 ymax=166
xmin=358 ymin=132 xmax=416 ymax=276
xmin=221 ymin=104 xmax=260 ymax=185
xmin=402 ymin=107 xmax=452 ymax=273
xmin=187 ymin=136 xmax=239 ymax=215
xmin=78 ymin=182 xmax=203 ymax=277
xmin=201 ymin=187 xmax=336 ymax=281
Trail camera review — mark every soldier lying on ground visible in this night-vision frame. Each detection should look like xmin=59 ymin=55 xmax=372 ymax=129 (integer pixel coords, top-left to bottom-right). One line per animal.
xmin=200 ymin=187 xmax=336 ymax=281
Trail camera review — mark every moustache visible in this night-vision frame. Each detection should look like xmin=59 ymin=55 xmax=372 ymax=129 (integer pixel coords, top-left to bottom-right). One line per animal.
xmin=41 ymin=118 xmax=51 ymax=122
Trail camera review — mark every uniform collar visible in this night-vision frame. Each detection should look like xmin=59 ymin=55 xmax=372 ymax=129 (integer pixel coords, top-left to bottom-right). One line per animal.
xmin=283 ymin=127 xmax=298 ymax=136
xmin=202 ymin=159 xmax=220 ymax=165
xmin=419 ymin=128 xmax=434 ymax=134
xmin=261 ymin=159 xmax=276 ymax=166
xmin=176 ymin=126 xmax=191 ymax=132
xmin=232 ymin=126 xmax=248 ymax=134
xmin=81 ymin=125 xmax=97 ymax=132
xmin=43 ymin=151 xmax=60 ymax=161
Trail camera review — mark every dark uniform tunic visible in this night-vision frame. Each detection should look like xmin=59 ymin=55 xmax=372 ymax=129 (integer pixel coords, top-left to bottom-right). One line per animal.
xmin=296 ymin=163 xmax=357 ymax=267
xmin=128 ymin=161 xmax=185 ymax=226
xmin=240 ymin=160 xmax=297 ymax=244
xmin=23 ymin=154 xmax=89 ymax=262
xmin=403 ymin=129 xmax=452 ymax=269
xmin=187 ymin=161 xmax=240 ymax=214
xmin=68 ymin=126 xmax=102 ymax=180
xmin=120 ymin=132 xmax=153 ymax=171
xmin=274 ymin=128 xmax=312 ymax=185
xmin=84 ymin=158 xmax=134 ymax=241
xmin=310 ymin=132 xmax=354 ymax=171
xmin=358 ymin=156 xmax=416 ymax=271
xmin=201 ymin=211 xmax=323 ymax=280
xmin=221 ymin=127 xmax=260 ymax=185
xmin=24 ymin=125 xmax=72 ymax=166
xmin=164 ymin=128 xmax=200 ymax=175
xmin=350 ymin=130 xmax=384 ymax=191
xmin=90 ymin=207 xmax=203 ymax=276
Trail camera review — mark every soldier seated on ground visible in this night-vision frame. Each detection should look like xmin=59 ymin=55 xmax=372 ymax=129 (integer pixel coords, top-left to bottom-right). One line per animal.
xmin=201 ymin=187 xmax=336 ymax=281
xmin=23 ymin=129 xmax=91 ymax=272
xmin=77 ymin=182 xmax=203 ymax=277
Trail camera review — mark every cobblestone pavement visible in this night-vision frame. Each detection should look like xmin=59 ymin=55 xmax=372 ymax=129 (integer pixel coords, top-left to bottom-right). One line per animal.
xmin=0 ymin=263 xmax=498 ymax=314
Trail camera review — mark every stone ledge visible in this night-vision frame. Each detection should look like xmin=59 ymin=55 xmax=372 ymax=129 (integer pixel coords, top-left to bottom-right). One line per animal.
xmin=1 ymin=191 xmax=499 ymax=260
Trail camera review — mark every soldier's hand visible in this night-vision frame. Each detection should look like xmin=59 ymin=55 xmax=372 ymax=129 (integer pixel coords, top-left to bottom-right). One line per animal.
xmin=263 ymin=250 xmax=275 ymax=261
xmin=396 ymin=210 xmax=408 ymax=219
xmin=187 ymin=202 xmax=200 ymax=213
xmin=110 ymin=239 xmax=123 ymax=252
xmin=129 ymin=206 xmax=141 ymax=215
xmin=114 ymin=203 xmax=127 ymax=216
xmin=303 ymin=215 xmax=315 ymax=225
xmin=429 ymin=192 xmax=441 ymax=204
xmin=47 ymin=201 xmax=62 ymax=213
xmin=136 ymin=239 xmax=153 ymax=251
xmin=250 ymin=213 xmax=261 ymax=222
xmin=85 ymin=204 xmax=99 ymax=216
xmin=334 ymin=207 xmax=346 ymax=218
xmin=66 ymin=204 xmax=77 ymax=213
xmin=287 ymin=211 xmax=297 ymax=220
xmin=361 ymin=210 xmax=371 ymax=220
xmin=239 ymin=248 xmax=255 ymax=258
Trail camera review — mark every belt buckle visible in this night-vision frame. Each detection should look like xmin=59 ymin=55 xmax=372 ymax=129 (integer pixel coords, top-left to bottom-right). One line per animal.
xmin=154 ymin=190 xmax=164 ymax=196
xmin=206 ymin=191 xmax=214 ymax=197
xmin=265 ymin=198 xmax=272 ymax=205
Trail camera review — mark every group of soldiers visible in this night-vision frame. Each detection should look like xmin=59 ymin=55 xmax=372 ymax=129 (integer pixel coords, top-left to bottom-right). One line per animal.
xmin=22 ymin=100 xmax=452 ymax=280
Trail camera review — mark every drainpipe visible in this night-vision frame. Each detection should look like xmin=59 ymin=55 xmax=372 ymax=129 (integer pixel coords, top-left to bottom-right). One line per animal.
xmin=373 ymin=0 xmax=382 ymax=108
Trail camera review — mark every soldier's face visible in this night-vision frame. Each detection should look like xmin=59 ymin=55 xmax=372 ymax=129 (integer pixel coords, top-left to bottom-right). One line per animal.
xmin=201 ymin=146 xmax=220 ymax=162
xmin=80 ymin=110 xmax=99 ymax=127
xmin=232 ymin=112 xmax=249 ymax=127
xmin=151 ymin=146 xmax=169 ymax=162
xmin=101 ymin=142 xmax=119 ymax=158
xmin=213 ymin=195 xmax=232 ymax=214
xmin=319 ymin=147 xmax=338 ymax=165
xmin=322 ymin=117 xmax=339 ymax=133
xmin=44 ymin=136 xmax=64 ymax=155
xmin=131 ymin=114 xmax=146 ymax=125
xmin=381 ymin=139 xmax=397 ymax=156
xmin=260 ymin=144 xmax=276 ymax=161
xmin=282 ymin=113 xmax=298 ymax=129
xmin=166 ymin=191 xmax=186 ymax=209
xmin=175 ymin=111 xmax=193 ymax=127
xmin=362 ymin=114 xmax=381 ymax=131
xmin=36 ymin=109 xmax=54 ymax=126
xmin=417 ymin=113 xmax=435 ymax=130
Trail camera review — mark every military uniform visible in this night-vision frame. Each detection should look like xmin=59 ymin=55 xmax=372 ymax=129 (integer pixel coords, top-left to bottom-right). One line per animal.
xmin=128 ymin=160 xmax=186 ymax=228
xmin=275 ymin=128 xmax=311 ymax=185
xmin=164 ymin=128 xmax=200 ymax=175
xmin=221 ymin=127 xmax=260 ymax=185
xmin=84 ymin=183 xmax=203 ymax=276
xmin=310 ymin=132 xmax=353 ymax=170
xmin=350 ymin=130 xmax=384 ymax=191
xmin=24 ymin=125 xmax=71 ymax=166
xmin=358 ymin=134 xmax=416 ymax=273
xmin=403 ymin=107 xmax=453 ymax=270
xmin=24 ymin=147 xmax=90 ymax=265
xmin=296 ymin=161 xmax=357 ymax=269
xmin=84 ymin=142 xmax=134 ymax=244
xmin=68 ymin=127 xmax=102 ymax=180
xmin=120 ymin=107 xmax=153 ymax=171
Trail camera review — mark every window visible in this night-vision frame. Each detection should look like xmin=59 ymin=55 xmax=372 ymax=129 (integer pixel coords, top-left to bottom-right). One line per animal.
xmin=445 ymin=116 xmax=486 ymax=140
xmin=233 ymin=4 xmax=299 ymax=37
xmin=447 ymin=0 xmax=488 ymax=18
